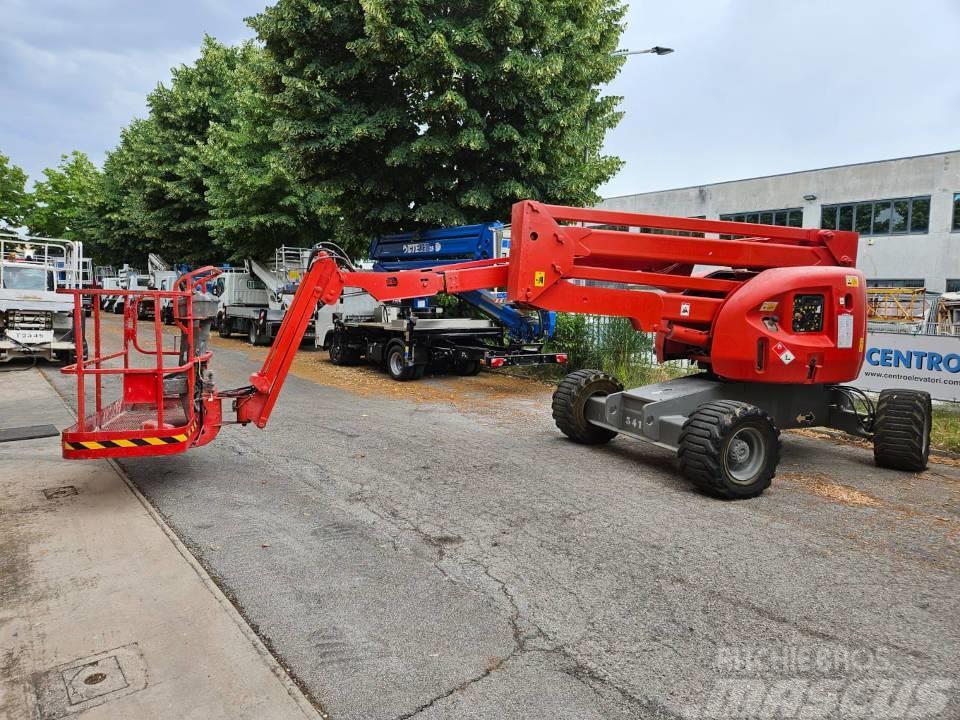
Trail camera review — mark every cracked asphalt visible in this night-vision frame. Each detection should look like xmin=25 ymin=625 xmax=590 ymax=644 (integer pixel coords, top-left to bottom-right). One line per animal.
xmin=40 ymin=317 xmax=960 ymax=719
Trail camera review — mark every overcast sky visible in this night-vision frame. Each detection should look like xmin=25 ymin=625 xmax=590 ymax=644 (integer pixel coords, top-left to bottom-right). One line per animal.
xmin=2 ymin=0 xmax=959 ymax=199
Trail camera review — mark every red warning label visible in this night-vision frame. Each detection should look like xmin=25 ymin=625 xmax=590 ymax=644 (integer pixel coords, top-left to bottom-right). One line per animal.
xmin=772 ymin=341 xmax=795 ymax=365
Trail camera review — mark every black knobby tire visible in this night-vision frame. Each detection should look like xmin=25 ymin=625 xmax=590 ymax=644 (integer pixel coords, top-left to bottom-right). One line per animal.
xmin=218 ymin=315 xmax=232 ymax=338
xmin=873 ymin=389 xmax=931 ymax=472
xmin=454 ymin=356 xmax=482 ymax=377
xmin=385 ymin=343 xmax=418 ymax=381
xmin=551 ymin=369 xmax=622 ymax=445
xmin=678 ymin=400 xmax=780 ymax=500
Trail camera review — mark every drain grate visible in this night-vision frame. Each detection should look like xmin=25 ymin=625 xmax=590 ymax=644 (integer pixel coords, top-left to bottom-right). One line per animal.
xmin=33 ymin=643 xmax=147 ymax=719
xmin=42 ymin=486 xmax=78 ymax=500
xmin=0 ymin=424 xmax=59 ymax=443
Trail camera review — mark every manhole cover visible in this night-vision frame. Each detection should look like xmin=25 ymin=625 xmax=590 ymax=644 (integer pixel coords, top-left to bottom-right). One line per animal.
xmin=33 ymin=643 xmax=147 ymax=719
xmin=63 ymin=655 xmax=127 ymax=704
xmin=42 ymin=486 xmax=78 ymax=500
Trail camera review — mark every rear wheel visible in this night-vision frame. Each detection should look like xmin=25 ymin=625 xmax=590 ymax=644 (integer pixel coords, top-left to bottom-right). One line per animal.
xmin=454 ymin=355 xmax=482 ymax=377
xmin=329 ymin=330 xmax=361 ymax=365
xmin=678 ymin=401 xmax=780 ymax=500
xmin=873 ymin=389 xmax=931 ymax=471
xmin=552 ymin=369 xmax=622 ymax=445
xmin=248 ymin=321 xmax=270 ymax=347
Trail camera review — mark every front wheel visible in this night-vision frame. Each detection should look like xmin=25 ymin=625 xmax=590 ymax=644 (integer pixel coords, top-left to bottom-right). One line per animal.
xmin=678 ymin=400 xmax=780 ymax=500
xmin=218 ymin=315 xmax=232 ymax=338
xmin=385 ymin=343 xmax=420 ymax=381
xmin=873 ymin=389 xmax=931 ymax=471
xmin=552 ymin=369 xmax=622 ymax=445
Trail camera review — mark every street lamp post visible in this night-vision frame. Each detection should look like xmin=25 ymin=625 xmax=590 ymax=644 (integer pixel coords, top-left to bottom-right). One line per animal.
xmin=584 ymin=46 xmax=674 ymax=162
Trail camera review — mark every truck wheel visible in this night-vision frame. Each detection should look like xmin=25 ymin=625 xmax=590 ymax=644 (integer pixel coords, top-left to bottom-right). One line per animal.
xmin=678 ymin=401 xmax=780 ymax=500
xmin=329 ymin=331 xmax=360 ymax=365
xmin=218 ymin=316 xmax=232 ymax=338
xmin=248 ymin=322 xmax=270 ymax=347
xmin=873 ymin=389 xmax=931 ymax=472
xmin=454 ymin=356 xmax=482 ymax=376
xmin=552 ymin=369 xmax=622 ymax=445
xmin=163 ymin=306 xmax=174 ymax=325
xmin=385 ymin=344 xmax=418 ymax=381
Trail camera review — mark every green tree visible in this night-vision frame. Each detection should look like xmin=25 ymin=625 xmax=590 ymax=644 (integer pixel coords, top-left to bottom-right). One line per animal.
xmin=0 ymin=152 xmax=31 ymax=229
xmin=23 ymin=151 xmax=102 ymax=242
xmin=202 ymin=42 xmax=321 ymax=260
xmin=250 ymin=0 xmax=626 ymax=250
xmin=95 ymin=118 xmax=170 ymax=263
xmin=97 ymin=37 xmax=248 ymax=264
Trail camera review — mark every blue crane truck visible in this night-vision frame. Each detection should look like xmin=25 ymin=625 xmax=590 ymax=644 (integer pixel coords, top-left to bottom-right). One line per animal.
xmin=320 ymin=222 xmax=565 ymax=381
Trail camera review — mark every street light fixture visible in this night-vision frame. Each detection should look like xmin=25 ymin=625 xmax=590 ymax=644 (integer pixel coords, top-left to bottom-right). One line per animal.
xmin=584 ymin=45 xmax=674 ymax=162
xmin=612 ymin=46 xmax=675 ymax=57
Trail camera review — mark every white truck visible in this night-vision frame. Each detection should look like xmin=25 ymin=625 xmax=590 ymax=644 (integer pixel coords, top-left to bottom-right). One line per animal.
xmin=214 ymin=247 xmax=318 ymax=346
xmin=137 ymin=253 xmax=180 ymax=323
xmin=0 ymin=233 xmax=88 ymax=364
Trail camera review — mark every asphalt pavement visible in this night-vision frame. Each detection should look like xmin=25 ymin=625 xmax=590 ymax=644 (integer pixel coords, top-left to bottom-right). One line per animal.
xmin=39 ymin=316 xmax=960 ymax=719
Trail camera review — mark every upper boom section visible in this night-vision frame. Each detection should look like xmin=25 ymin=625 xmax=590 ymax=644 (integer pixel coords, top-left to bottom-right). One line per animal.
xmin=506 ymin=201 xmax=858 ymax=306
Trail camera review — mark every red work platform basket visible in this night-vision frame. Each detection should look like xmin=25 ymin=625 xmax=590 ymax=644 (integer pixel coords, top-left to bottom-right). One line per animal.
xmin=59 ymin=267 xmax=222 ymax=459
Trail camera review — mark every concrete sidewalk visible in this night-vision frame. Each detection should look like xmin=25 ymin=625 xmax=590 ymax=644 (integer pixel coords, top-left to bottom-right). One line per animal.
xmin=0 ymin=368 xmax=320 ymax=720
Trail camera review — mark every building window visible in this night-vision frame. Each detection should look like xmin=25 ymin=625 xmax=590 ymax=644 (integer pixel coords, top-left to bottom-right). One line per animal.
xmin=953 ymin=193 xmax=960 ymax=231
xmin=822 ymin=196 xmax=930 ymax=235
xmin=718 ymin=208 xmax=802 ymax=240
xmin=946 ymin=279 xmax=960 ymax=293
xmin=866 ymin=278 xmax=925 ymax=288
xmin=719 ymin=208 xmax=803 ymax=227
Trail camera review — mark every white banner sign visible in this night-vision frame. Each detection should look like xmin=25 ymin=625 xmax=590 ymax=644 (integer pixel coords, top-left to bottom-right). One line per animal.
xmin=854 ymin=331 xmax=960 ymax=402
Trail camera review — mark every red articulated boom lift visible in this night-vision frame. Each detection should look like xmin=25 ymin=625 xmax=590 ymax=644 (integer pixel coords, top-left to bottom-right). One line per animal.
xmin=60 ymin=201 xmax=932 ymax=499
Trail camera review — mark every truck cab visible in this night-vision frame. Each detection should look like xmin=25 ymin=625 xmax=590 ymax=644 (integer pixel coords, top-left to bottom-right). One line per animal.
xmin=0 ymin=234 xmax=86 ymax=364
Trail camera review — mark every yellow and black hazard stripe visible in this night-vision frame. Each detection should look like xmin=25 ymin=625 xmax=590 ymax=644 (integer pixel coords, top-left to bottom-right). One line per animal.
xmin=63 ymin=419 xmax=199 ymax=452
xmin=64 ymin=433 xmax=189 ymax=451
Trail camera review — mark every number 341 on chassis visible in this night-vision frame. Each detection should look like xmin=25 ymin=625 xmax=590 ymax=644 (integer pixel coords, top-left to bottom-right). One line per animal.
xmin=58 ymin=201 xmax=932 ymax=500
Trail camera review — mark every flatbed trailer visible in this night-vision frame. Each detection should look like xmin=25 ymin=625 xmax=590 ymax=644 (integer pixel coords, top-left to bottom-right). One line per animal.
xmin=330 ymin=310 xmax=564 ymax=380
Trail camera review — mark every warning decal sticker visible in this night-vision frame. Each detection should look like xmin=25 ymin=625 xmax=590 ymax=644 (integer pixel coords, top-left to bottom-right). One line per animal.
xmin=772 ymin=341 xmax=795 ymax=365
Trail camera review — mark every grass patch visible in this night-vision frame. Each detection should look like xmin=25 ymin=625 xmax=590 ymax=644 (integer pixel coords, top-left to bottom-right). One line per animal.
xmin=932 ymin=405 xmax=960 ymax=453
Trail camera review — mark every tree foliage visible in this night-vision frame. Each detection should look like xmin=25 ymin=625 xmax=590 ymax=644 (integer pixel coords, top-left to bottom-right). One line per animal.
xmin=202 ymin=42 xmax=320 ymax=260
xmin=0 ymin=153 xmax=31 ymax=229
xmin=250 ymin=0 xmax=625 ymax=249
xmin=5 ymin=1 xmax=626 ymax=265
xmin=23 ymin=151 xmax=101 ymax=241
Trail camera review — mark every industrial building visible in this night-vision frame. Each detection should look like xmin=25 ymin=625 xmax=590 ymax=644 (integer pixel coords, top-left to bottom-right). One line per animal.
xmin=598 ymin=150 xmax=960 ymax=293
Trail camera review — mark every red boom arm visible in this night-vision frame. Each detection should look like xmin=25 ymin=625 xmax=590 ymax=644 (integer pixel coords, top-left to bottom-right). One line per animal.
xmin=235 ymin=200 xmax=865 ymax=430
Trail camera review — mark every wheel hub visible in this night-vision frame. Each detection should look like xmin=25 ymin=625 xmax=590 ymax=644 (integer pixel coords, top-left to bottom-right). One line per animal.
xmin=724 ymin=426 xmax=767 ymax=485
xmin=730 ymin=438 xmax=750 ymax=464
